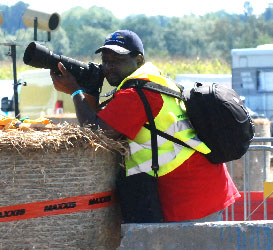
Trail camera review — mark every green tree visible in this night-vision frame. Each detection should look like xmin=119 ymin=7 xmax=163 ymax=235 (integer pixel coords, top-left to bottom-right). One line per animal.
xmin=68 ymin=26 xmax=106 ymax=59
xmin=206 ymin=15 xmax=237 ymax=60
xmin=262 ymin=4 xmax=273 ymax=21
xmin=263 ymin=20 xmax=273 ymax=38
xmin=244 ymin=1 xmax=253 ymax=17
xmin=0 ymin=29 xmax=8 ymax=60
xmin=0 ymin=1 xmax=273 ymax=65
xmin=50 ymin=27 xmax=71 ymax=56
xmin=236 ymin=16 xmax=265 ymax=48
xmin=164 ymin=16 xmax=208 ymax=59
xmin=121 ymin=15 xmax=169 ymax=57
xmin=0 ymin=1 xmax=28 ymax=35
xmin=61 ymin=6 xmax=120 ymax=50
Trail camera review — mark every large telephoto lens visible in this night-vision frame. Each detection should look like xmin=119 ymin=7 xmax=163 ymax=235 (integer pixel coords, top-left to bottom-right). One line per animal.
xmin=23 ymin=42 xmax=57 ymax=70
xmin=23 ymin=42 xmax=91 ymax=79
xmin=23 ymin=42 xmax=104 ymax=96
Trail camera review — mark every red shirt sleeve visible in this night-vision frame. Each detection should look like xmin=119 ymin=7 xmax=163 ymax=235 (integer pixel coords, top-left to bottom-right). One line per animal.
xmin=97 ymin=88 xmax=163 ymax=140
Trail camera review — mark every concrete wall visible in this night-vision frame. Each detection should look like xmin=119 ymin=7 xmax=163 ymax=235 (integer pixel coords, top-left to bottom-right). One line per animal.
xmin=118 ymin=221 xmax=273 ymax=250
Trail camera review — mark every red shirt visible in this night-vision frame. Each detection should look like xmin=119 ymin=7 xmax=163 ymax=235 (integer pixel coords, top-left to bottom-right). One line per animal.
xmin=98 ymin=88 xmax=240 ymax=221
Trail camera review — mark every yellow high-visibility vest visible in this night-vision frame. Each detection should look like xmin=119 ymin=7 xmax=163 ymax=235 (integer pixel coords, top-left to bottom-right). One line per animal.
xmin=117 ymin=62 xmax=211 ymax=177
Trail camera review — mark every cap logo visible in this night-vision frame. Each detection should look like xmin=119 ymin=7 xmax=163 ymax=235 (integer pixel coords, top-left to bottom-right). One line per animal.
xmin=105 ymin=32 xmax=125 ymax=45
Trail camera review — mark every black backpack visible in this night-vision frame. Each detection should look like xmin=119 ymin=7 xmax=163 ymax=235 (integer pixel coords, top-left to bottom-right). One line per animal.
xmin=122 ymin=80 xmax=255 ymax=168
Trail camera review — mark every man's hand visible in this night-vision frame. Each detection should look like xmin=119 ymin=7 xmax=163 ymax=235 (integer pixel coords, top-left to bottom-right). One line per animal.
xmin=50 ymin=62 xmax=81 ymax=95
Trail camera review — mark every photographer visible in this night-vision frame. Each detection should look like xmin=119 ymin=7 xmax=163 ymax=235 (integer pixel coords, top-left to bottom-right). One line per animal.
xmin=50 ymin=30 xmax=240 ymax=223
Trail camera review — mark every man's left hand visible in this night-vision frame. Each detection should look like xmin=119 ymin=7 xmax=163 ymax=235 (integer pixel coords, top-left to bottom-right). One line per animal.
xmin=50 ymin=62 xmax=81 ymax=95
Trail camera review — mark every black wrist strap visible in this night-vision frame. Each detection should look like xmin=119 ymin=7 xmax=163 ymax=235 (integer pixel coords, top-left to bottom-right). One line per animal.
xmin=135 ymin=87 xmax=159 ymax=178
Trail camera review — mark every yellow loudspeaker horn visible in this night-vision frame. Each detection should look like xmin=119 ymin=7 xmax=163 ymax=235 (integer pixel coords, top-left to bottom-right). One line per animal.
xmin=23 ymin=8 xmax=60 ymax=32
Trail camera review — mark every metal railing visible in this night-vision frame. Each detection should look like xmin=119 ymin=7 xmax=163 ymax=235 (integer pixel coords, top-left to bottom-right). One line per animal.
xmin=225 ymin=137 xmax=273 ymax=221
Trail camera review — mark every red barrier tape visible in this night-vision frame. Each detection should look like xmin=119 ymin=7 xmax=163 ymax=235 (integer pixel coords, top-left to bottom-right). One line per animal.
xmin=0 ymin=190 xmax=115 ymax=223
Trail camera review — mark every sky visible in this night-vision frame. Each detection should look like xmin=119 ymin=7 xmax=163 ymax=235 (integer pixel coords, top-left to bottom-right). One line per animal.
xmin=3 ymin=0 xmax=273 ymax=19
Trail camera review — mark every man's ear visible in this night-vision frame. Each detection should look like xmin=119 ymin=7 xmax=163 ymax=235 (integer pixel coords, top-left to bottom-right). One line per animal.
xmin=136 ymin=54 xmax=145 ymax=67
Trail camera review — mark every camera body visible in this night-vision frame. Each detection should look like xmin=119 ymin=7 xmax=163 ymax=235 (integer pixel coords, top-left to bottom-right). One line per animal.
xmin=23 ymin=42 xmax=104 ymax=96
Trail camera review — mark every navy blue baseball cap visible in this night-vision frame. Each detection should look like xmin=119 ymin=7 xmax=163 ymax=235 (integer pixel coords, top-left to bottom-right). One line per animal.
xmin=95 ymin=30 xmax=144 ymax=55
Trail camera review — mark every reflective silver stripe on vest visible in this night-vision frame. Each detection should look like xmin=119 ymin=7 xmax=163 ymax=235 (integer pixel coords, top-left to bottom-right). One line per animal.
xmin=129 ymin=135 xmax=168 ymax=155
xmin=184 ymin=136 xmax=203 ymax=148
xmin=128 ymin=150 xmax=177 ymax=176
xmin=164 ymin=120 xmax=203 ymax=148
xmin=129 ymin=119 xmax=203 ymax=155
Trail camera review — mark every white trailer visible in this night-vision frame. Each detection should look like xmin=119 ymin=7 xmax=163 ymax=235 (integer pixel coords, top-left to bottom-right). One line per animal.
xmin=231 ymin=44 xmax=273 ymax=119
xmin=0 ymin=80 xmax=14 ymax=117
xmin=1 ymin=69 xmax=75 ymax=119
xmin=176 ymin=74 xmax=232 ymax=89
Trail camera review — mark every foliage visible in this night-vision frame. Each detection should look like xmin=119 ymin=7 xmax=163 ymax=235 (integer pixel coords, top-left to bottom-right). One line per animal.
xmin=1 ymin=1 xmax=273 ymax=69
xmin=164 ymin=16 xmax=208 ymax=58
xmin=0 ymin=58 xmax=231 ymax=81
xmin=121 ymin=15 xmax=170 ymax=57
xmin=0 ymin=61 xmax=13 ymax=79
xmin=262 ymin=5 xmax=273 ymax=21
xmin=0 ymin=60 xmax=32 ymax=79
xmin=0 ymin=1 xmax=28 ymax=34
xmin=61 ymin=6 xmax=120 ymax=58
xmin=153 ymin=58 xmax=230 ymax=80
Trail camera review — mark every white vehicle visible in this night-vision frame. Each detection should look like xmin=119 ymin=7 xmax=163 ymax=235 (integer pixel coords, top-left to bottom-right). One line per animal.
xmin=231 ymin=44 xmax=273 ymax=119
xmin=1 ymin=69 xmax=75 ymax=119
xmin=175 ymin=74 xmax=232 ymax=89
xmin=0 ymin=80 xmax=15 ymax=117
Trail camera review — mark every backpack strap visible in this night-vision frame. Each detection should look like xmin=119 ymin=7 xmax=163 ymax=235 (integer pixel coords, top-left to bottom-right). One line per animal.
xmin=134 ymin=87 xmax=160 ymax=178
xmin=122 ymin=79 xmax=192 ymax=150
xmin=143 ymin=123 xmax=191 ymax=149
xmin=122 ymin=79 xmax=184 ymax=100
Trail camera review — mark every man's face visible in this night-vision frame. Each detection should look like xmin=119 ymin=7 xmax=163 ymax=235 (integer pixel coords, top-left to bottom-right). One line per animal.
xmin=101 ymin=49 xmax=139 ymax=86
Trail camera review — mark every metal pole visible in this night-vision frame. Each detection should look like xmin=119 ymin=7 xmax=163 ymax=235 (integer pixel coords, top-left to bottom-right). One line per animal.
xmin=48 ymin=31 xmax=51 ymax=41
xmin=247 ymin=144 xmax=273 ymax=220
xmin=34 ymin=17 xmax=38 ymax=41
xmin=225 ymin=206 xmax=228 ymax=221
xmin=263 ymin=150 xmax=267 ymax=220
xmin=10 ymin=44 xmax=20 ymax=118
xmin=243 ymin=154 xmax=247 ymax=220
xmin=247 ymin=152 xmax=251 ymax=220
xmin=230 ymin=161 xmax=235 ymax=221
xmin=252 ymin=137 xmax=273 ymax=143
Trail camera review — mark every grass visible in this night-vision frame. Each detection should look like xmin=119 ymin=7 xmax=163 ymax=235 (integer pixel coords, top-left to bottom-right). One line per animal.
xmin=0 ymin=58 xmax=231 ymax=81
xmin=152 ymin=58 xmax=231 ymax=80
xmin=0 ymin=61 xmax=33 ymax=79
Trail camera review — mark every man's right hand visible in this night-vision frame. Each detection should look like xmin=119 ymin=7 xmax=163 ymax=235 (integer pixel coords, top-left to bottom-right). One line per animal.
xmin=50 ymin=62 xmax=81 ymax=95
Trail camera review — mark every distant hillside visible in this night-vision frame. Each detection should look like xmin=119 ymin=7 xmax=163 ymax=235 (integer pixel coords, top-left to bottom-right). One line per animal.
xmin=1 ymin=1 xmax=273 ymax=63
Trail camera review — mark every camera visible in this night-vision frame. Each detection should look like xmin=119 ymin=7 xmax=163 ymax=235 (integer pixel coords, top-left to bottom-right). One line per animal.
xmin=23 ymin=42 xmax=104 ymax=96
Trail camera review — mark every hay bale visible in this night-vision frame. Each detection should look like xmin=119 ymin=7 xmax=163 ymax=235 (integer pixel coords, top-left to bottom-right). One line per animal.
xmin=45 ymin=113 xmax=79 ymax=125
xmin=0 ymin=123 xmax=127 ymax=249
